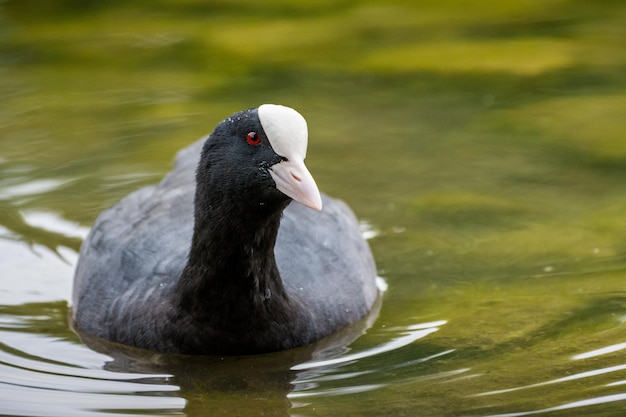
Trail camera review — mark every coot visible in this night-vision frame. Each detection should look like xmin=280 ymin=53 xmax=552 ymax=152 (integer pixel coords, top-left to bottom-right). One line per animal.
xmin=72 ymin=104 xmax=378 ymax=355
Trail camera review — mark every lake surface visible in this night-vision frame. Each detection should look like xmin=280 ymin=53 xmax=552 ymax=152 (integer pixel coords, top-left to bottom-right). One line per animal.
xmin=2 ymin=1 xmax=626 ymax=416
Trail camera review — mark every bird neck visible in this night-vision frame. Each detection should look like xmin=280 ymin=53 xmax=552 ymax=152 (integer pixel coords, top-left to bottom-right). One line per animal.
xmin=173 ymin=185 xmax=292 ymax=324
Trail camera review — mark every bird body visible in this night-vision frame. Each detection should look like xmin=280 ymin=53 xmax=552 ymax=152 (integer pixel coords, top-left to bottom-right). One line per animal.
xmin=72 ymin=105 xmax=378 ymax=355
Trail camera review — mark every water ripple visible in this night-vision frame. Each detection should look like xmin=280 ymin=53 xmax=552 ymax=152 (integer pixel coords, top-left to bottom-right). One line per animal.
xmin=475 ymin=363 xmax=626 ymax=397
xmin=290 ymin=320 xmax=451 ymax=401
xmin=481 ymin=393 xmax=626 ymax=417
xmin=0 ymin=330 xmax=185 ymax=417
xmin=471 ymin=341 xmax=626 ymax=416
xmin=572 ymin=342 xmax=626 ymax=360
xmin=292 ymin=320 xmax=447 ymax=371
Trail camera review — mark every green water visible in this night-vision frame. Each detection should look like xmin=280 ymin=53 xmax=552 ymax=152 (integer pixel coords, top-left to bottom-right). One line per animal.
xmin=1 ymin=1 xmax=626 ymax=416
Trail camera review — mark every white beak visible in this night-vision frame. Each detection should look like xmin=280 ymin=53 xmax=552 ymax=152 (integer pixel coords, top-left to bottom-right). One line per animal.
xmin=269 ymin=159 xmax=323 ymax=211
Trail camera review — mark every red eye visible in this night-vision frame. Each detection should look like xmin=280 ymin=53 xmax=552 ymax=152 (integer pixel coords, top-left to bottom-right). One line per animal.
xmin=246 ymin=131 xmax=261 ymax=145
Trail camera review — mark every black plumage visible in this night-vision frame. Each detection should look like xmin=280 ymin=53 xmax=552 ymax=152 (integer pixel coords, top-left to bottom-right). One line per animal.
xmin=72 ymin=105 xmax=378 ymax=355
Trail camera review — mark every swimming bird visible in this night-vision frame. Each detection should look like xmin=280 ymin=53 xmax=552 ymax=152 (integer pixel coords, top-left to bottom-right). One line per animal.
xmin=72 ymin=104 xmax=378 ymax=355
